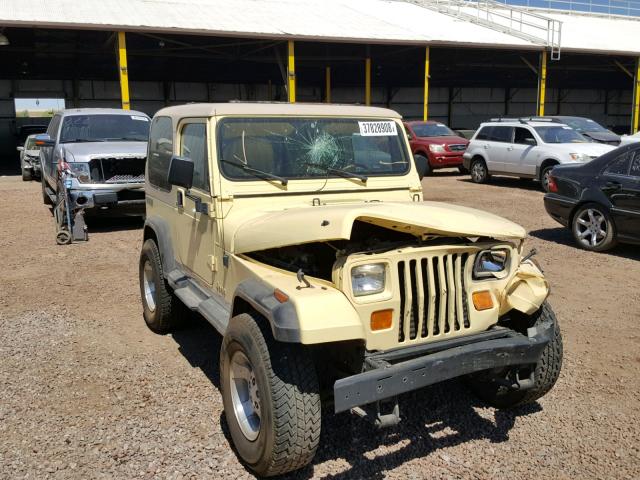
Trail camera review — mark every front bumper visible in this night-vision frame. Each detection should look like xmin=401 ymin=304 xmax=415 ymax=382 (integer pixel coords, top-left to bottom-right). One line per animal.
xmin=334 ymin=324 xmax=551 ymax=413
xmin=68 ymin=184 xmax=145 ymax=211
xmin=429 ymin=152 xmax=464 ymax=168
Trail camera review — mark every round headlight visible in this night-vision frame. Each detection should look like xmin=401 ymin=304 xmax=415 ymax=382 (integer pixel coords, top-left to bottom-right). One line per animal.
xmin=351 ymin=263 xmax=386 ymax=296
xmin=473 ymin=249 xmax=509 ymax=279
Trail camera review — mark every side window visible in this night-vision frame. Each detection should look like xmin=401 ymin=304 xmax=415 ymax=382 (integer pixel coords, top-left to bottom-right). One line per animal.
xmin=476 ymin=126 xmax=493 ymax=141
xmin=180 ymin=123 xmax=210 ymax=193
xmin=148 ymin=116 xmax=173 ymax=191
xmin=604 ymin=151 xmax=632 ymax=177
xmin=630 ymin=151 xmax=640 ymax=178
xmin=490 ymin=126 xmax=513 ymax=143
xmin=514 ymin=127 xmax=536 ymax=145
xmin=47 ymin=115 xmax=61 ymax=139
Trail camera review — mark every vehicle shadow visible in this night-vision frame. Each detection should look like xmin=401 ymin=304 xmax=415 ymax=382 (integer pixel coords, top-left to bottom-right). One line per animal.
xmin=457 ymin=177 xmax=543 ymax=192
xmin=173 ymin=317 xmax=542 ymax=479
xmin=529 ymin=227 xmax=640 ymax=261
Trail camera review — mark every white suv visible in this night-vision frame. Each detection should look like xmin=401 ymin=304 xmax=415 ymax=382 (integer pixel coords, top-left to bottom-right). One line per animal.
xmin=462 ymin=120 xmax=615 ymax=191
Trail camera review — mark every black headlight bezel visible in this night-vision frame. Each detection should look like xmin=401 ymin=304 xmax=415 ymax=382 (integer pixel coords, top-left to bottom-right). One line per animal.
xmin=473 ymin=248 xmax=511 ymax=280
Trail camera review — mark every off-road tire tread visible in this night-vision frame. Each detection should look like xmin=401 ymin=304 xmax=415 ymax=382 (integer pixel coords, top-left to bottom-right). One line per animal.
xmin=140 ymin=239 xmax=185 ymax=334
xmin=225 ymin=315 xmax=321 ymax=477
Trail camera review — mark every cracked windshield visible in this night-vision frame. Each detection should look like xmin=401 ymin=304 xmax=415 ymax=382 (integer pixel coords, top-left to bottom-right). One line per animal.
xmin=218 ymin=117 xmax=410 ymax=181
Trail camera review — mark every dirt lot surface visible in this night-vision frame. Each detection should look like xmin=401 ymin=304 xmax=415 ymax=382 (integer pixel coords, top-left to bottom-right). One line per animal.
xmin=1 ymin=173 xmax=639 ymax=480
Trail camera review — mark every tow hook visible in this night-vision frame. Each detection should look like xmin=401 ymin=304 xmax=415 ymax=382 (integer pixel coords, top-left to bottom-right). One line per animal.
xmin=351 ymin=397 xmax=401 ymax=428
xmin=492 ymin=368 xmax=536 ymax=391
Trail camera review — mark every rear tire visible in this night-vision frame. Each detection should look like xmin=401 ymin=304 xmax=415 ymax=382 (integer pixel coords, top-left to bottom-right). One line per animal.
xmin=571 ymin=203 xmax=617 ymax=252
xmin=470 ymin=158 xmax=490 ymax=184
xmin=221 ymin=313 xmax=321 ymax=477
xmin=466 ymin=302 xmax=563 ymax=408
xmin=139 ymin=239 xmax=186 ymax=334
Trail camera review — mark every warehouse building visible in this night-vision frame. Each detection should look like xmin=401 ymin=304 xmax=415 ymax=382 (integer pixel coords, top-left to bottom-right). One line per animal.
xmin=0 ymin=0 xmax=639 ymax=170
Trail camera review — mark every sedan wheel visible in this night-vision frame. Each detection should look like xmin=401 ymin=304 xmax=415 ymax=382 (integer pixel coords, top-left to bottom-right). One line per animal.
xmin=571 ymin=204 xmax=616 ymax=252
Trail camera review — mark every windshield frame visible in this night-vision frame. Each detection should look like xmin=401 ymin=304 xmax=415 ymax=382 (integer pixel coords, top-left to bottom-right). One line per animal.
xmin=59 ymin=113 xmax=150 ymax=144
xmin=215 ymin=116 xmax=413 ymax=184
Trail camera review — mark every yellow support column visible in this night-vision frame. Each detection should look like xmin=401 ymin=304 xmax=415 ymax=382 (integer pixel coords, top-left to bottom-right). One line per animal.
xmin=117 ymin=31 xmax=130 ymax=110
xmin=633 ymin=57 xmax=640 ymax=133
xmin=537 ymin=50 xmax=548 ymax=116
xmin=365 ymin=58 xmax=372 ymax=106
xmin=423 ymin=46 xmax=430 ymax=121
xmin=325 ymin=66 xmax=331 ymax=103
xmin=287 ymin=40 xmax=296 ymax=103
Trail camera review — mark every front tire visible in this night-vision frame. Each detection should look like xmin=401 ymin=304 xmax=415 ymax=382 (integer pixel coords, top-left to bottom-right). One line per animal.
xmin=221 ymin=313 xmax=321 ymax=477
xmin=467 ymin=302 xmax=563 ymax=408
xmin=571 ymin=203 xmax=617 ymax=252
xmin=139 ymin=239 xmax=186 ymax=333
xmin=470 ymin=158 xmax=490 ymax=184
xmin=415 ymin=154 xmax=431 ymax=176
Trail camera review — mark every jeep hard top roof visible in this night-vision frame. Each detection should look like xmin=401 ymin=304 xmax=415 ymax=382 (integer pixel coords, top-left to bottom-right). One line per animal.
xmin=58 ymin=108 xmax=149 ymax=118
xmin=155 ymin=102 xmax=402 ymax=122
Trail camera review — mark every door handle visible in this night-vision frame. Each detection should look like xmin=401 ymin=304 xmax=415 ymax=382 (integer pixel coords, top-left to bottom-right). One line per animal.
xmin=507 ymin=146 xmax=514 ymax=151
xmin=483 ymin=144 xmax=489 ymax=149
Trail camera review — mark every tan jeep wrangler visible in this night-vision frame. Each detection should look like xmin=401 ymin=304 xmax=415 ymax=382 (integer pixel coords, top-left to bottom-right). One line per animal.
xmin=139 ymin=103 xmax=562 ymax=477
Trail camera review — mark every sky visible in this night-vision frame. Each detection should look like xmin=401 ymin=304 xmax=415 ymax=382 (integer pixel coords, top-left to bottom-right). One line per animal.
xmin=14 ymin=98 xmax=66 ymax=113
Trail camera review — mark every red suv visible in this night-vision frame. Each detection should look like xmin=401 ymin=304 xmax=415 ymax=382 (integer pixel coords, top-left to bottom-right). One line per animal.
xmin=404 ymin=121 xmax=469 ymax=174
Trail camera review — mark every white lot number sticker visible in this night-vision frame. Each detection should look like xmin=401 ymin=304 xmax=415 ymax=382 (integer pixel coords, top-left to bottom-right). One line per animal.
xmin=131 ymin=115 xmax=149 ymax=121
xmin=359 ymin=121 xmax=397 ymax=136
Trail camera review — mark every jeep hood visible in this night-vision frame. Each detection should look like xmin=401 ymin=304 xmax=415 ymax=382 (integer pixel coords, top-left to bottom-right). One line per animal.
xmin=61 ymin=141 xmax=147 ymax=162
xmin=230 ymin=201 xmax=526 ymax=254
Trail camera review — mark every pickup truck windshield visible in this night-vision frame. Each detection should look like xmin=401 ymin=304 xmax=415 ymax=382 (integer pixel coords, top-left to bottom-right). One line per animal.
xmin=535 ymin=126 xmax=589 ymax=144
xmin=60 ymin=114 xmax=150 ymax=143
xmin=218 ymin=117 xmax=410 ymax=181
xmin=411 ymin=123 xmax=456 ymax=137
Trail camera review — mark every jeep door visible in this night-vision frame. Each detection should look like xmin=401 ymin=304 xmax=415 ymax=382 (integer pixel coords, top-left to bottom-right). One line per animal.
xmin=174 ymin=119 xmax=218 ymax=286
xmin=505 ymin=127 xmax=539 ymax=176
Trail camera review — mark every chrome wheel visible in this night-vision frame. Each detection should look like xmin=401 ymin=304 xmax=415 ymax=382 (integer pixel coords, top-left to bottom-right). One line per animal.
xmin=142 ymin=260 xmax=156 ymax=312
xmin=229 ymin=350 xmax=261 ymax=441
xmin=471 ymin=161 xmax=486 ymax=183
xmin=574 ymin=208 xmax=607 ymax=248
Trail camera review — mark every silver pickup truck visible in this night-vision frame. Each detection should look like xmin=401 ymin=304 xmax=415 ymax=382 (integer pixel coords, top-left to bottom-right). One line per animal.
xmin=38 ymin=108 xmax=150 ymax=214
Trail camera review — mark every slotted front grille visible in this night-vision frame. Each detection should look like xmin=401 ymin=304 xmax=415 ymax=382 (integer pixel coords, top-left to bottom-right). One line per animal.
xmin=448 ymin=144 xmax=467 ymax=152
xmin=397 ymin=253 xmax=471 ymax=344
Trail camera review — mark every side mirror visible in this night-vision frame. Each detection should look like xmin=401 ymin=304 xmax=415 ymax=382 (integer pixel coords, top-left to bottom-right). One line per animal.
xmin=524 ymin=137 xmax=536 ymax=146
xmin=167 ymin=156 xmax=194 ymax=189
xmin=16 ymin=146 xmax=24 ymax=152
xmin=34 ymin=134 xmax=55 ymax=147
xmin=413 ymin=154 xmax=428 ymax=181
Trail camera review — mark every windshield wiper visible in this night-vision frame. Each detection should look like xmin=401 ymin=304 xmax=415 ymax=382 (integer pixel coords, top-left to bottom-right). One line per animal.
xmin=60 ymin=138 xmax=106 ymax=143
xmin=302 ymin=162 xmax=368 ymax=183
xmin=222 ymin=159 xmax=288 ymax=186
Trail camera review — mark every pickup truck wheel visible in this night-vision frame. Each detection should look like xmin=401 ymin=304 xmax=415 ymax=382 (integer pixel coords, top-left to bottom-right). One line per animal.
xmin=41 ymin=179 xmax=53 ymax=205
xmin=139 ymin=239 xmax=186 ymax=334
xmin=470 ymin=158 xmax=490 ymax=184
xmin=221 ymin=313 xmax=321 ymax=477
xmin=22 ymin=168 xmax=32 ymax=181
xmin=466 ymin=302 xmax=563 ymax=409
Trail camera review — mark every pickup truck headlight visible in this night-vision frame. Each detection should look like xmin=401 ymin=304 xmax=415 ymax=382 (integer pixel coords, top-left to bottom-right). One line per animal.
xmin=67 ymin=162 xmax=91 ymax=183
xmin=429 ymin=144 xmax=446 ymax=153
xmin=473 ymin=249 xmax=510 ymax=279
xmin=569 ymin=153 xmax=591 ymax=162
xmin=351 ymin=263 xmax=386 ymax=296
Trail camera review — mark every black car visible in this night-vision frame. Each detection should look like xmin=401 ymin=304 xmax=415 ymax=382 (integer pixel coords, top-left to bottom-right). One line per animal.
xmin=544 ymin=142 xmax=640 ymax=251
xmin=544 ymin=116 xmax=620 ymax=145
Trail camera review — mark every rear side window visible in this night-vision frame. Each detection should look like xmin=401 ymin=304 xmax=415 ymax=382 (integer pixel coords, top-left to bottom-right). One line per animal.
xmin=148 ymin=116 xmax=173 ymax=191
xmin=629 ymin=151 xmax=640 ymax=178
xmin=180 ymin=123 xmax=210 ymax=193
xmin=476 ymin=126 xmax=493 ymax=140
xmin=604 ymin=151 xmax=632 ymax=176
xmin=490 ymin=126 xmax=513 ymax=143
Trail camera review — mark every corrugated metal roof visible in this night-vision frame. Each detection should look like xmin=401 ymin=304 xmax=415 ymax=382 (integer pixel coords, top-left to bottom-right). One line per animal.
xmin=0 ymin=0 xmax=638 ymax=54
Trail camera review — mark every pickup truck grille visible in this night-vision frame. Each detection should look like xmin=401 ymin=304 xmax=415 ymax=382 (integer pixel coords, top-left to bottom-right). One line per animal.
xmin=397 ymin=252 xmax=471 ymax=343
xmin=447 ymin=144 xmax=467 ymax=152
xmin=89 ymin=157 xmax=146 ymax=184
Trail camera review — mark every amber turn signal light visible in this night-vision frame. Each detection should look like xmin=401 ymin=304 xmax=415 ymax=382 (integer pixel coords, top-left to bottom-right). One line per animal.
xmin=274 ymin=289 xmax=289 ymax=303
xmin=472 ymin=290 xmax=493 ymax=311
xmin=370 ymin=309 xmax=393 ymax=331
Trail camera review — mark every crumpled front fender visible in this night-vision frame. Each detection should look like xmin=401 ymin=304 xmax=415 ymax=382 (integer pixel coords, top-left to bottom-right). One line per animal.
xmin=500 ymin=260 xmax=549 ymax=316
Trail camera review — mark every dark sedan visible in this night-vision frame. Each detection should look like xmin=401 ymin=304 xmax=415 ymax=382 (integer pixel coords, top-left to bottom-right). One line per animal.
xmin=544 ymin=142 xmax=640 ymax=251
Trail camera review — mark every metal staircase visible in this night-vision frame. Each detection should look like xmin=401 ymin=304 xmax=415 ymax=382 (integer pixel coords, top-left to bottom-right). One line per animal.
xmin=412 ymin=0 xmax=562 ymax=59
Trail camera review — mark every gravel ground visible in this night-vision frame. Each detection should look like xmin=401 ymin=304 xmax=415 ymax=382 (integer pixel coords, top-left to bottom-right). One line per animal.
xmin=1 ymin=172 xmax=639 ymax=479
